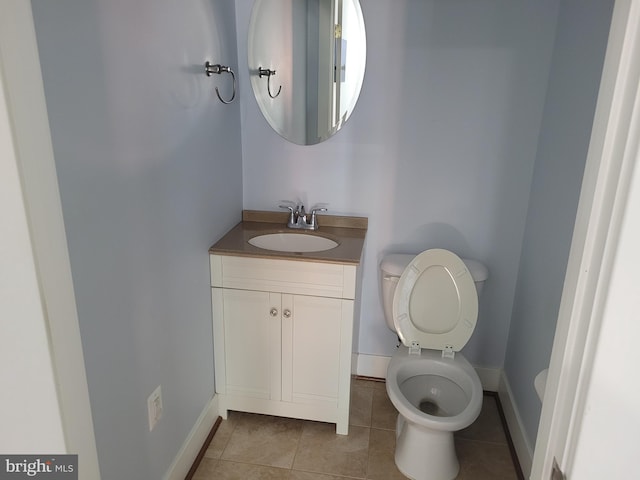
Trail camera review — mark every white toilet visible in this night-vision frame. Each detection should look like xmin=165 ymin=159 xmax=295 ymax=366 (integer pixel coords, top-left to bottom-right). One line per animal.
xmin=380 ymin=249 xmax=489 ymax=480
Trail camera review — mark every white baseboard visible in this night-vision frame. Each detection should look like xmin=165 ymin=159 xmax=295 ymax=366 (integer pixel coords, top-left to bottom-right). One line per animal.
xmin=498 ymin=371 xmax=533 ymax=478
xmin=354 ymin=353 xmax=390 ymax=379
xmin=354 ymin=353 xmax=500 ymax=392
xmin=475 ymin=366 xmax=501 ymax=392
xmin=163 ymin=394 xmax=219 ymax=480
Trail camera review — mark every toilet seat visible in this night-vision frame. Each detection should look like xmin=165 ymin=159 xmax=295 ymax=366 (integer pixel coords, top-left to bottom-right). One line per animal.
xmin=392 ymin=249 xmax=478 ymax=352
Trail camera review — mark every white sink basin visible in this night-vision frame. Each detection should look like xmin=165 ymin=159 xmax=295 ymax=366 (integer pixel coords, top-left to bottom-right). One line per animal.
xmin=248 ymin=233 xmax=338 ymax=253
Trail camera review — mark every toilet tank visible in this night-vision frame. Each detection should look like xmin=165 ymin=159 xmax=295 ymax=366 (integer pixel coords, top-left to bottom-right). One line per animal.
xmin=380 ymin=253 xmax=489 ymax=333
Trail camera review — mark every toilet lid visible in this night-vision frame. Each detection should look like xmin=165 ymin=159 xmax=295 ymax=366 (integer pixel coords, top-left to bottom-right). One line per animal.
xmin=392 ymin=249 xmax=478 ymax=351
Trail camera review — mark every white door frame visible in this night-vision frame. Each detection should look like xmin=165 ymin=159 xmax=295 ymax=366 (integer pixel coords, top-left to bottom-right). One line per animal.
xmin=531 ymin=1 xmax=640 ymax=478
xmin=0 ymin=1 xmax=101 ymax=478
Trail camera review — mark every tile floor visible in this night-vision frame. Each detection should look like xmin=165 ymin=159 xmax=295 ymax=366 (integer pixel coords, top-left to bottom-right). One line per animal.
xmin=192 ymin=378 xmax=522 ymax=480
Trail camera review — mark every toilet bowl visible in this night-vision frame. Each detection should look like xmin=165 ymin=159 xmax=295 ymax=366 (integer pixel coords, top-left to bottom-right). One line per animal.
xmin=380 ymin=249 xmax=488 ymax=480
xmin=387 ymin=347 xmax=482 ymax=479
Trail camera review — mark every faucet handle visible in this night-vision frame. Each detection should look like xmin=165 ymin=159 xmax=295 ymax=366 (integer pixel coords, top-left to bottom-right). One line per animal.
xmin=308 ymin=206 xmax=327 ymax=230
xmin=310 ymin=206 xmax=327 ymax=214
xmin=310 ymin=205 xmax=328 ymax=218
xmin=279 ymin=203 xmax=295 ymax=216
xmin=279 ymin=203 xmax=296 ymax=226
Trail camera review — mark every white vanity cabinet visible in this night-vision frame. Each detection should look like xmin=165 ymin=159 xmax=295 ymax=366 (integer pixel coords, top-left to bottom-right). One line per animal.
xmin=210 ymin=254 xmax=357 ymax=434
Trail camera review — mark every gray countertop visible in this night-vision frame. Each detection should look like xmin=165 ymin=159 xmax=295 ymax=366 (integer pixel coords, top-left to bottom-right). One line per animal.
xmin=209 ymin=210 xmax=367 ymax=265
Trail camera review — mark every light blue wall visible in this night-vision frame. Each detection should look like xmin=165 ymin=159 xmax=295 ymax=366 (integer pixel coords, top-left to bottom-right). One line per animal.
xmin=31 ymin=0 xmax=242 ymax=478
xmin=504 ymin=0 xmax=614 ymax=447
xmin=236 ymin=0 xmax=561 ymax=367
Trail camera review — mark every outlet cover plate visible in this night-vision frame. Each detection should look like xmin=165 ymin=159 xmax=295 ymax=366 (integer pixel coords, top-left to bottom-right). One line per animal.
xmin=147 ymin=385 xmax=163 ymax=431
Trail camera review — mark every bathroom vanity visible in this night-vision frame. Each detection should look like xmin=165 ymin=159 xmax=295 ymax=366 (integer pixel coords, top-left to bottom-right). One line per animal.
xmin=209 ymin=210 xmax=366 ymax=434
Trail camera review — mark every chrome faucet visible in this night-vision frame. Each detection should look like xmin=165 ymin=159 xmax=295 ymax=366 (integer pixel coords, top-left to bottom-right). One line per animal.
xmin=298 ymin=205 xmax=307 ymax=225
xmin=279 ymin=203 xmax=327 ymax=230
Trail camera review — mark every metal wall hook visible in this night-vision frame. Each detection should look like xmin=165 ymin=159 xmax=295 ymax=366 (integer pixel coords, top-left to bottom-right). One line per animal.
xmin=205 ymin=61 xmax=236 ymax=104
xmin=258 ymin=67 xmax=282 ymax=99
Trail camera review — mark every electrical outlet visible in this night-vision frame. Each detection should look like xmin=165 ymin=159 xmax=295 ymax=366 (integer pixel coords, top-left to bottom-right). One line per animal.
xmin=147 ymin=385 xmax=163 ymax=431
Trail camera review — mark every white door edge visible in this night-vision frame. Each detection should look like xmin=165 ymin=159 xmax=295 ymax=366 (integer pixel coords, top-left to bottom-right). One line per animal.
xmin=531 ymin=1 xmax=640 ymax=478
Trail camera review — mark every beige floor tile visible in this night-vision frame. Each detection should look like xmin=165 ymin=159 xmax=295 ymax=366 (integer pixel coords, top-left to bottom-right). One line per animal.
xmin=221 ymin=413 xmax=304 ymax=469
xmin=352 ymin=377 xmax=387 ymax=391
xmin=349 ymin=384 xmax=373 ymax=427
xmin=366 ymin=428 xmax=407 ymax=480
xmin=211 ymin=460 xmax=291 ymax=479
xmin=455 ymin=438 xmax=519 ymax=480
xmin=456 ymin=395 xmax=508 ymax=445
xmin=192 ymin=457 xmax=218 ymax=480
xmin=370 ymin=388 xmax=397 ymax=430
xmin=293 ymin=422 xmax=370 ymax=478
xmin=203 ymin=413 xmax=239 ymax=459
xmin=202 ymin=383 xmax=519 ymax=480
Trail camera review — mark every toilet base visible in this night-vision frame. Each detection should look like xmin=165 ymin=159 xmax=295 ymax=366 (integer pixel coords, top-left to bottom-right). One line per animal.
xmin=394 ymin=414 xmax=459 ymax=480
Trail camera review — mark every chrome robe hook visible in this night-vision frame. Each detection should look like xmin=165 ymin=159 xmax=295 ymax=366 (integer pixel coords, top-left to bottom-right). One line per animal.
xmin=205 ymin=61 xmax=236 ymax=104
xmin=258 ymin=67 xmax=282 ymax=98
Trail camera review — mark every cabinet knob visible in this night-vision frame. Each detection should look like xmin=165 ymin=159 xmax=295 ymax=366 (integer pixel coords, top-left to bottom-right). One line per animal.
xmin=270 ymin=308 xmax=278 ymax=317
xmin=283 ymin=309 xmax=292 ymax=318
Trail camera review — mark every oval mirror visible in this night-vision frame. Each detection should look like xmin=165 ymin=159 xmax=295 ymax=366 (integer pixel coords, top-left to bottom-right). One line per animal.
xmin=248 ymin=0 xmax=366 ymax=145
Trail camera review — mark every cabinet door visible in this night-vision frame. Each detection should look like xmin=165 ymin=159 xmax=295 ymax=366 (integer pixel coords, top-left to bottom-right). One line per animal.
xmin=220 ymin=288 xmax=281 ymax=400
xmin=281 ymin=294 xmax=353 ymax=406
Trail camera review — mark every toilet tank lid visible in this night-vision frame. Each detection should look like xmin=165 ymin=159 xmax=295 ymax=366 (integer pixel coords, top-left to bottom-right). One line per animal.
xmin=381 ymin=252 xmax=488 ymax=282
xmin=380 ymin=254 xmax=415 ymax=276
xmin=462 ymin=259 xmax=489 ymax=282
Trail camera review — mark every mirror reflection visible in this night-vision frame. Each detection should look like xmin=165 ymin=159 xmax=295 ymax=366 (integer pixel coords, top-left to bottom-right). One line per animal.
xmin=248 ymin=0 xmax=366 ymax=145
